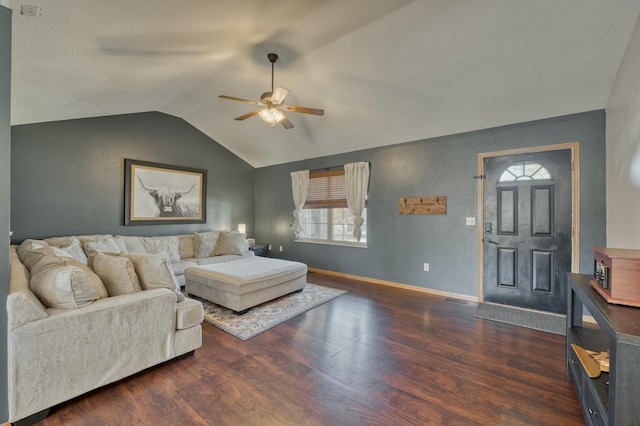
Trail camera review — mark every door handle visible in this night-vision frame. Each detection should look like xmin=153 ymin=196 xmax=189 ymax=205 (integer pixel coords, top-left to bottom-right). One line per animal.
xmin=487 ymin=240 xmax=499 ymax=245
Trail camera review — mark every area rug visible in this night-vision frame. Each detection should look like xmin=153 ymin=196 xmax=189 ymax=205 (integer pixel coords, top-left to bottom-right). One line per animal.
xmin=188 ymin=283 xmax=346 ymax=340
xmin=475 ymin=303 xmax=566 ymax=335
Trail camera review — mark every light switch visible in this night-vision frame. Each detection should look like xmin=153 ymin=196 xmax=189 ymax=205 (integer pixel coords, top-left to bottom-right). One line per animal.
xmin=466 ymin=217 xmax=476 ymax=226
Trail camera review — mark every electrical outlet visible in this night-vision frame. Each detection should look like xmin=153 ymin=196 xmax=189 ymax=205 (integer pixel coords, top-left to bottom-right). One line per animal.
xmin=466 ymin=217 xmax=476 ymax=226
xmin=423 ymin=263 xmax=429 ymax=272
xmin=279 ymin=246 xmax=283 ymax=252
xmin=268 ymin=245 xmax=272 ymax=250
xmin=21 ymin=5 xmax=42 ymax=17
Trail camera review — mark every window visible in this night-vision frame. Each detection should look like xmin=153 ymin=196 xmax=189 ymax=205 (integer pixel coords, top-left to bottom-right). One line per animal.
xmin=499 ymin=161 xmax=552 ymax=182
xmin=299 ymin=207 xmax=367 ymax=245
xmin=297 ymin=169 xmax=367 ymax=246
xmin=304 ymin=169 xmax=348 ymax=208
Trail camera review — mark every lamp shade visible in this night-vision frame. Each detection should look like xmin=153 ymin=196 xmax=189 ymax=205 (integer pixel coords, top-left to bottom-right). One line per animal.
xmin=237 ymin=223 xmax=246 ymax=234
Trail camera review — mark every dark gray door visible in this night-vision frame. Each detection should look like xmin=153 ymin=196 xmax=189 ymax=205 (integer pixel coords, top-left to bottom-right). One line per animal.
xmin=483 ymin=150 xmax=572 ymax=314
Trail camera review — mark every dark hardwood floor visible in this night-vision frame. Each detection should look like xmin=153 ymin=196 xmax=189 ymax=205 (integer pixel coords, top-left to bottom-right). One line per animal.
xmin=35 ymin=272 xmax=584 ymax=426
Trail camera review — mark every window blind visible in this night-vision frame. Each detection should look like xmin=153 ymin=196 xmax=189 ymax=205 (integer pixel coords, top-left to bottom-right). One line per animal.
xmin=304 ymin=169 xmax=348 ymax=208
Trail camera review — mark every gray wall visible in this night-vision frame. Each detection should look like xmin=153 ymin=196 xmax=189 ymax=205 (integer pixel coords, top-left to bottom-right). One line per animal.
xmin=11 ymin=112 xmax=255 ymax=242
xmin=0 ymin=6 xmax=11 ymax=422
xmin=255 ymin=110 xmax=606 ymax=298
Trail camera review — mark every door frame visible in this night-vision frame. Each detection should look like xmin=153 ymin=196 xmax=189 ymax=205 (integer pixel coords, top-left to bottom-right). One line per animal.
xmin=476 ymin=142 xmax=580 ymax=303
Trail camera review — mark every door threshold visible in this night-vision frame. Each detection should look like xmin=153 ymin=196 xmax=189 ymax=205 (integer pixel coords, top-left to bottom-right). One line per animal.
xmin=481 ymin=302 xmax=566 ymax=318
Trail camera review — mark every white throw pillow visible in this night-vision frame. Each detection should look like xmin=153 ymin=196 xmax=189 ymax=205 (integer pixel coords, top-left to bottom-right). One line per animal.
xmin=193 ymin=231 xmax=221 ymax=258
xmin=90 ymin=252 xmax=142 ymax=296
xmin=213 ymin=231 xmax=248 ymax=256
xmin=83 ymin=238 xmax=123 ymax=256
xmin=119 ymin=252 xmax=184 ymax=302
xmin=57 ymin=237 xmax=88 ymax=264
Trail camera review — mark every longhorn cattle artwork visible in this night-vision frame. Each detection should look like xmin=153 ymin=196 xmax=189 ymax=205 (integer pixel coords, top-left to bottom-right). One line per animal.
xmin=124 ymin=159 xmax=206 ymax=225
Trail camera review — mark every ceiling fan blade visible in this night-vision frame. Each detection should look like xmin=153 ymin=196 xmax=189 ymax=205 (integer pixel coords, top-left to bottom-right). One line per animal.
xmin=271 ymin=86 xmax=289 ymax=105
xmin=219 ymin=95 xmax=264 ymax=106
xmin=234 ymin=109 xmax=262 ymax=121
xmin=280 ymin=116 xmax=294 ymax=129
xmin=281 ymin=104 xmax=325 ymax=116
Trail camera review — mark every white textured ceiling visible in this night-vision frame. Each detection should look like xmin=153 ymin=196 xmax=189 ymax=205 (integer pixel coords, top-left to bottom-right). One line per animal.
xmin=8 ymin=0 xmax=640 ymax=167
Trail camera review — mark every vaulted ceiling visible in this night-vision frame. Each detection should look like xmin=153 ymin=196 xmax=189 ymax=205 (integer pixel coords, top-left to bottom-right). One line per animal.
xmin=7 ymin=0 xmax=640 ymax=167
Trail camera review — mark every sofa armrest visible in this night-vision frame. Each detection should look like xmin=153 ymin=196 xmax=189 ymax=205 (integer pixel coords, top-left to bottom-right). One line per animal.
xmin=176 ymin=297 xmax=204 ymax=329
xmin=8 ymin=288 xmax=177 ymax=423
xmin=8 ymin=247 xmax=48 ymax=329
xmin=7 ymin=291 xmax=48 ymax=330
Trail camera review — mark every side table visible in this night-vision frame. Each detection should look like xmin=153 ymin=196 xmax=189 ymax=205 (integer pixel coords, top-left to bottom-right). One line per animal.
xmin=249 ymin=244 xmax=269 ymax=257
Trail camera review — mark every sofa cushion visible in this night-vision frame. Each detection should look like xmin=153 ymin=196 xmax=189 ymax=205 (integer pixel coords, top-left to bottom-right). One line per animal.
xmin=90 ymin=252 xmax=142 ymax=296
xmin=171 ymin=259 xmax=199 ymax=276
xmin=178 ymin=234 xmax=195 ymax=259
xmin=213 ymin=231 xmax=249 ymax=256
xmin=83 ymin=238 xmax=123 ymax=256
xmin=120 ymin=252 xmax=184 ymax=302
xmin=193 ymin=231 xmax=220 ymax=258
xmin=117 ymin=235 xmax=181 ymax=263
xmin=29 ymin=254 xmax=108 ymax=309
xmin=176 ymin=298 xmax=204 ymax=330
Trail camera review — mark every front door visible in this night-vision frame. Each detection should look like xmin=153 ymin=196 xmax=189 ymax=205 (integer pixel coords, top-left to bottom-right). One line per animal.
xmin=482 ymin=150 xmax=572 ymax=314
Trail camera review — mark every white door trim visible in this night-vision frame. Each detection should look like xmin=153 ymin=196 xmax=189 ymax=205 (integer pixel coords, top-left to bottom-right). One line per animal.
xmin=476 ymin=142 xmax=580 ymax=302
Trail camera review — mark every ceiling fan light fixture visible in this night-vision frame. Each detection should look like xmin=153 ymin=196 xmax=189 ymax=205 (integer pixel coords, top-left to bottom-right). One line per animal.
xmin=258 ymin=107 xmax=284 ymax=127
xmin=219 ymin=52 xmax=323 ymax=129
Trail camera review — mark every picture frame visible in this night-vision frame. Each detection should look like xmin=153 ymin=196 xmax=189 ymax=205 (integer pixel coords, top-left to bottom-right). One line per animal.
xmin=124 ymin=159 xmax=206 ymax=225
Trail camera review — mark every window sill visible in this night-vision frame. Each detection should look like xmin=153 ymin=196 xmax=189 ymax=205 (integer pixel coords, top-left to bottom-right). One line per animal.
xmin=294 ymin=238 xmax=368 ymax=249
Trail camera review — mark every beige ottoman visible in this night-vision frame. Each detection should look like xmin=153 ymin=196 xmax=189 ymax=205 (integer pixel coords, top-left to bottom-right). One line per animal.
xmin=184 ymin=256 xmax=307 ymax=314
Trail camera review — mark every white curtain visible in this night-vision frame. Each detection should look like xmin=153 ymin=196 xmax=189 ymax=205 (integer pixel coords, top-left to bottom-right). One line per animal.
xmin=290 ymin=170 xmax=309 ymax=237
xmin=344 ymin=161 xmax=369 ymax=242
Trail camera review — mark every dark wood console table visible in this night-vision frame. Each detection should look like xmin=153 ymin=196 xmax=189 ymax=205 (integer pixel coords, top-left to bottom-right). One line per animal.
xmin=567 ymin=273 xmax=640 ymax=425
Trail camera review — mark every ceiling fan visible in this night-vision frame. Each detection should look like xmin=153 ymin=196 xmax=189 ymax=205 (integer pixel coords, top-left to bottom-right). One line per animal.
xmin=219 ymin=53 xmax=324 ymax=129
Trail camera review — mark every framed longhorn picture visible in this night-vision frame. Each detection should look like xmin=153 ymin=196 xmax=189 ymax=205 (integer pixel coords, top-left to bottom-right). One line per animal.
xmin=124 ymin=159 xmax=207 ymax=225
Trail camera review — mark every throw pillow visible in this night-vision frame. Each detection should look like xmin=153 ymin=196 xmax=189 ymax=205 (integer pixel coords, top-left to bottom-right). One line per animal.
xmin=17 ymin=239 xmax=51 ymax=270
xmin=213 ymin=231 xmax=248 ymax=256
xmin=120 ymin=252 xmax=184 ymax=302
xmin=17 ymin=240 xmax=75 ymax=271
xmin=193 ymin=231 xmax=221 ymax=258
xmin=57 ymin=237 xmax=88 ymax=264
xmin=178 ymin=234 xmax=195 ymax=259
xmin=83 ymin=238 xmax=123 ymax=257
xmin=90 ymin=252 xmax=142 ymax=296
xmin=29 ymin=258 xmax=108 ymax=309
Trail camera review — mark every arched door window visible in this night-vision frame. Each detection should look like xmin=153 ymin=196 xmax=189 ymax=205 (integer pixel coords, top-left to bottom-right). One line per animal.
xmin=498 ymin=160 xmax=552 ymax=182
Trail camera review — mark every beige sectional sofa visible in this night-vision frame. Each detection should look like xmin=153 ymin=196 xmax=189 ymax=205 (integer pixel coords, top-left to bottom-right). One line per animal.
xmin=7 ymin=230 xmax=252 ymax=425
